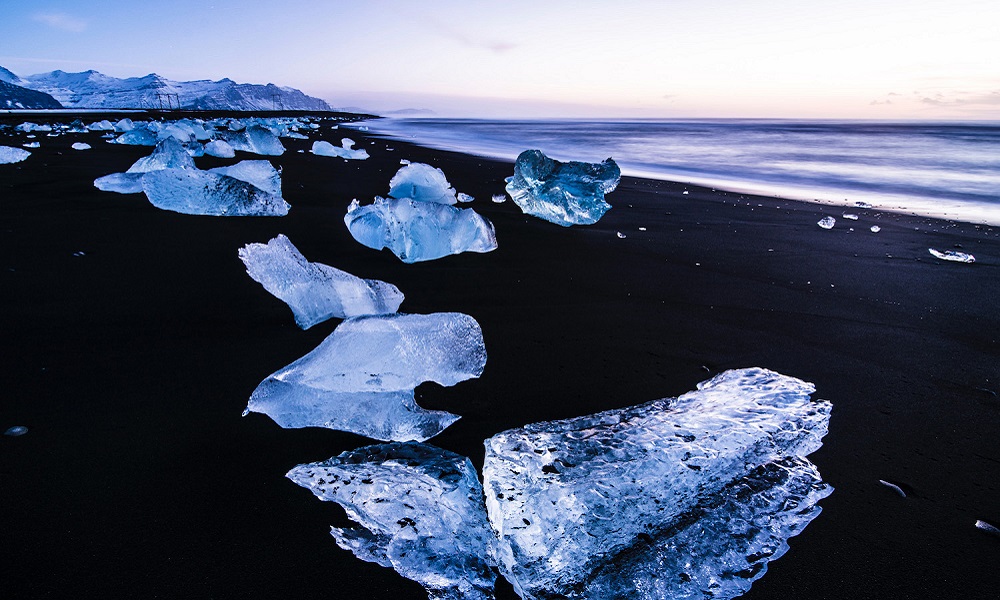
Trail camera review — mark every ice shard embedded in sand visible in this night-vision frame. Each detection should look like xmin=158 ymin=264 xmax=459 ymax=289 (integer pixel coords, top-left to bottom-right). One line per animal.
xmin=141 ymin=168 xmax=289 ymax=216
xmin=239 ymin=234 xmax=404 ymax=328
xmin=288 ymin=443 xmax=497 ymax=600
xmin=245 ymin=312 xmax=486 ymax=441
xmin=345 ymin=197 xmax=497 ymax=263
xmin=504 ymin=149 xmax=620 ymax=226
xmin=482 ymin=367 xmax=832 ymax=599
xmin=311 ymin=138 xmax=369 ymax=160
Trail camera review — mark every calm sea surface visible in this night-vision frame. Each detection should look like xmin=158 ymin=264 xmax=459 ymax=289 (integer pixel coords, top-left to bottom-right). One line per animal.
xmin=368 ymin=119 xmax=1000 ymax=224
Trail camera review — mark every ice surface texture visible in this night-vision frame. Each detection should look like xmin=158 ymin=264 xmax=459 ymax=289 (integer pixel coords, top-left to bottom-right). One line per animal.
xmin=0 ymin=145 xmax=31 ymax=164
xmin=246 ymin=312 xmax=486 ymax=441
xmin=929 ymin=248 xmax=975 ymax=263
xmin=219 ymin=124 xmax=285 ymax=156
xmin=817 ymin=216 xmax=836 ymax=229
xmin=139 ymin=160 xmax=288 ymax=216
xmin=288 ymin=443 xmax=497 ymax=600
xmin=504 ymin=149 xmax=620 ymax=227
xmin=95 ymin=138 xmax=197 ymax=193
xmin=345 ymin=197 xmax=497 ymax=263
xmin=239 ymin=234 xmax=404 ymax=329
xmin=388 ymin=162 xmax=460 ymax=205
xmin=312 ymin=138 xmax=369 ymax=160
xmin=482 ymin=367 xmax=832 ymax=599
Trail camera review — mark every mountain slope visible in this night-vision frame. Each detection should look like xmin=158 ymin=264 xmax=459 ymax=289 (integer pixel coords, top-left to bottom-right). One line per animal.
xmin=0 ymin=79 xmax=63 ymax=109
xmin=20 ymin=69 xmax=331 ymax=111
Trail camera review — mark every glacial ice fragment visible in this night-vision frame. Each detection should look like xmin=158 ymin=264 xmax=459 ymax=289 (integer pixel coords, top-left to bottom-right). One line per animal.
xmin=504 ymin=149 xmax=620 ymax=226
xmin=204 ymin=139 xmax=236 ymax=158
xmin=975 ymin=520 xmax=1000 ymax=536
xmin=287 ymin=443 xmax=497 ymax=600
xmin=870 ymin=225 xmax=881 ymax=233
xmin=457 ymin=192 xmax=474 ymax=203
xmin=0 ymin=146 xmax=31 ymax=163
xmin=22 ymin=142 xmax=40 ymax=149
xmin=245 ymin=312 xmax=486 ymax=441
xmin=345 ymin=197 xmax=497 ymax=263
xmin=389 ymin=162 xmax=459 ymax=205
xmin=113 ymin=127 xmax=157 ymax=146
xmin=4 ymin=425 xmax=28 ymax=436
xmin=312 ymin=138 xmax=369 ymax=160
xmin=482 ymin=367 xmax=831 ymax=600
xmin=491 ymin=194 xmax=506 ymax=204
xmin=843 ymin=213 xmax=859 ymax=220
xmin=209 ymin=160 xmax=282 ymax=196
xmin=141 ymin=168 xmax=289 ymax=216
xmin=95 ymin=138 xmax=199 ymax=194
xmin=87 ymin=120 xmax=115 ymax=131
xmin=71 ymin=142 xmax=91 ymax=151
xmin=879 ymin=479 xmax=906 ymax=497
xmin=929 ymin=248 xmax=975 ymax=263
xmin=219 ymin=124 xmax=286 ymax=156
xmin=238 ymin=234 xmax=404 ymax=328
xmin=817 ymin=216 xmax=836 ymax=229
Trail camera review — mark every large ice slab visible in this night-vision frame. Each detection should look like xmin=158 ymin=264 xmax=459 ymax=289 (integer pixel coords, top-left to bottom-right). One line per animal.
xmin=141 ymin=168 xmax=289 ymax=216
xmin=288 ymin=443 xmax=497 ymax=600
xmin=312 ymin=138 xmax=369 ymax=160
xmin=204 ymin=139 xmax=236 ymax=158
xmin=0 ymin=146 xmax=31 ymax=164
xmin=505 ymin=149 xmax=620 ymax=226
xmin=388 ymin=162 xmax=460 ymax=205
xmin=219 ymin=124 xmax=285 ymax=156
xmin=209 ymin=160 xmax=282 ymax=196
xmin=95 ymin=137 xmax=198 ymax=194
xmin=245 ymin=312 xmax=486 ymax=441
xmin=239 ymin=234 xmax=404 ymax=329
xmin=345 ymin=197 xmax=497 ymax=263
xmin=482 ymin=367 xmax=831 ymax=599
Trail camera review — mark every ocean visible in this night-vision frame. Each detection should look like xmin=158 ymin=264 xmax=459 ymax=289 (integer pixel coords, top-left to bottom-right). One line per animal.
xmin=366 ymin=118 xmax=1000 ymax=225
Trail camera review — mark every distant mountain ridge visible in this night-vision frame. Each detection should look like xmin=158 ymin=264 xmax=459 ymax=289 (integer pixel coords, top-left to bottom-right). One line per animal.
xmin=0 ymin=67 xmax=63 ymax=109
xmin=4 ymin=66 xmax=332 ymax=111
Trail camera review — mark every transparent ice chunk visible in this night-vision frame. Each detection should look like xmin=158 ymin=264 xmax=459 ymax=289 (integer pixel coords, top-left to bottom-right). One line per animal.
xmin=312 ymin=138 xmax=369 ymax=160
xmin=388 ymin=162 xmax=459 ymax=205
xmin=209 ymin=160 xmax=281 ymax=196
xmin=287 ymin=443 xmax=497 ymax=599
xmin=141 ymin=168 xmax=289 ymax=216
xmin=817 ymin=216 xmax=836 ymax=229
xmin=204 ymin=139 xmax=236 ymax=158
xmin=238 ymin=234 xmax=404 ymax=328
xmin=504 ymin=149 xmax=620 ymax=226
xmin=345 ymin=197 xmax=497 ymax=263
xmin=0 ymin=146 xmax=31 ymax=164
xmin=482 ymin=367 xmax=831 ymax=599
xmin=245 ymin=312 xmax=486 ymax=441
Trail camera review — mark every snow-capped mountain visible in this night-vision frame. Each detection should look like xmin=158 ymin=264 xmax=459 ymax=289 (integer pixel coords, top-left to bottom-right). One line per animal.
xmin=0 ymin=79 xmax=63 ymax=110
xmin=16 ymin=68 xmax=331 ymax=111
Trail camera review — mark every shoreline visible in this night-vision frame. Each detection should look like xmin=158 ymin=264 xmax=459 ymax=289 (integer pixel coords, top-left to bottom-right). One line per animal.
xmin=2 ymin=116 xmax=999 ymax=599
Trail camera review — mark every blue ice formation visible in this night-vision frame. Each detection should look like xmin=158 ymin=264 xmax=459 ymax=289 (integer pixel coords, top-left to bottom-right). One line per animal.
xmin=218 ymin=124 xmax=285 ymax=156
xmin=504 ymin=149 xmax=620 ymax=226
xmin=312 ymin=138 xmax=369 ymax=160
xmin=95 ymin=137 xmax=197 ymax=194
xmin=0 ymin=145 xmax=31 ymax=164
xmin=388 ymin=162 xmax=460 ymax=205
xmin=287 ymin=443 xmax=497 ymax=600
xmin=482 ymin=367 xmax=831 ymax=599
xmin=204 ymin=139 xmax=236 ymax=158
xmin=141 ymin=165 xmax=289 ymax=216
xmin=112 ymin=125 xmax=158 ymax=146
xmin=245 ymin=312 xmax=486 ymax=441
xmin=239 ymin=234 xmax=404 ymax=329
xmin=345 ymin=197 xmax=497 ymax=263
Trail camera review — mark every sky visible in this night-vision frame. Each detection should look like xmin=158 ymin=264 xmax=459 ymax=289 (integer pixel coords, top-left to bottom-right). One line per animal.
xmin=1 ymin=0 xmax=998 ymax=119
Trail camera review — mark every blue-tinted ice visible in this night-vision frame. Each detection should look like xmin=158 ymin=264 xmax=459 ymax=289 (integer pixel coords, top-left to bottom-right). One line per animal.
xmin=312 ymin=138 xmax=369 ymax=160
xmin=288 ymin=443 xmax=497 ymax=600
xmin=388 ymin=162 xmax=461 ymax=205
xmin=482 ymin=368 xmax=832 ymax=599
xmin=94 ymin=138 xmax=196 ymax=194
xmin=245 ymin=312 xmax=486 ymax=441
xmin=141 ymin=166 xmax=289 ymax=216
xmin=239 ymin=234 xmax=404 ymax=328
xmin=505 ymin=149 xmax=620 ymax=226
xmin=345 ymin=198 xmax=497 ymax=263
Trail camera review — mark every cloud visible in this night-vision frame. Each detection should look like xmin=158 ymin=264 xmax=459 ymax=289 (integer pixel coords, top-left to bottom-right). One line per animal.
xmin=919 ymin=90 xmax=1000 ymax=106
xmin=33 ymin=12 xmax=88 ymax=33
xmin=420 ymin=17 xmax=516 ymax=53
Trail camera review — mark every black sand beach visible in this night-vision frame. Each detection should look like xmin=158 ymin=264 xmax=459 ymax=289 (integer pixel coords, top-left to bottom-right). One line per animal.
xmin=1 ymin=114 xmax=998 ymax=599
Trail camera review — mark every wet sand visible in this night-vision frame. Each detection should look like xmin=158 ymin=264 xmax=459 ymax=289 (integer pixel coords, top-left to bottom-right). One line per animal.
xmin=1 ymin=114 xmax=998 ymax=599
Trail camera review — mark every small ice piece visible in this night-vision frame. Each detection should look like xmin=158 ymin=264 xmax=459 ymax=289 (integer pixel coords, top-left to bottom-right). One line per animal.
xmin=204 ymin=139 xmax=236 ymax=158
xmin=505 ymin=149 xmax=620 ymax=226
xmin=682 ymin=190 xmax=689 ymax=194
xmin=400 ymin=159 xmax=410 ymax=165
xmin=638 ymin=227 xmax=647 ymax=231
xmin=311 ymin=138 xmax=369 ymax=160
xmin=71 ymin=142 xmax=91 ymax=151
xmin=22 ymin=142 xmax=40 ymax=149
xmin=975 ymin=520 xmax=1000 ymax=536
xmin=94 ymin=173 xmax=146 ymax=194
xmin=483 ymin=367 xmax=831 ymax=599
xmin=141 ymin=168 xmax=289 ymax=216
xmin=491 ymin=194 xmax=506 ymax=204
xmin=238 ymin=234 xmax=404 ymax=328
xmin=0 ymin=146 xmax=31 ymax=164
xmin=878 ymin=479 xmax=906 ymax=497
xmin=4 ymin=425 xmax=28 ymax=436
xmin=616 ymin=231 xmax=626 ymax=238
xmin=457 ymin=192 xmax=474 ymax=203
xmin=388 ymin=163 xmax=459 ymax=204
xmin=843 ymin=213 xmax=859 ymax=220
xmin=245 ymin=312 xmax=485 ymax=441
xmin=870 ymin=225 xmax=881 ymax=233
xmin=113 ymin=127 xmax=157 ymax=146
xmin=855 ymin=201 xmax=873 ymax=208
xmin=817 ymin=216 xmax=836 ymax=229
xmin=345 ymin=197 xmax=498 ymax=263
xmin=929 ymin=248 xmax=975 ymax=263
xmin=287 ymin=443 xmax=497 ymax=599
xmin=87 ymin=120 xmax=115 ymax=131
xmin=114 ymin=118 xmax=135 ymax=132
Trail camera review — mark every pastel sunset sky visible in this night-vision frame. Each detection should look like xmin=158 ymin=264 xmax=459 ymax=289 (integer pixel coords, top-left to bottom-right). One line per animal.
xmin=1 ymin=0 xmax=997 ymax=118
